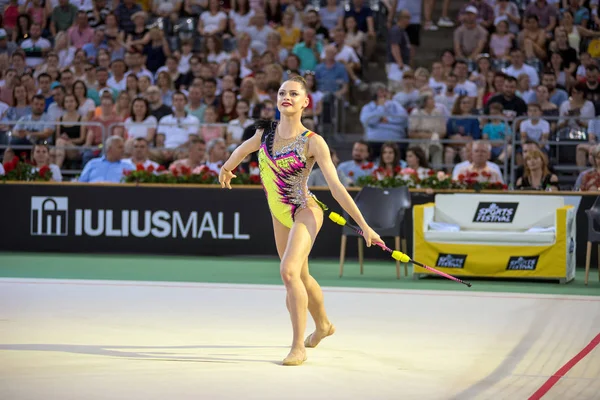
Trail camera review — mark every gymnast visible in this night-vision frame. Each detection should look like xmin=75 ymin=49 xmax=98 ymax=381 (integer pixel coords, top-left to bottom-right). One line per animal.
xmin=219 ymin=76 xmax=384 ymax=366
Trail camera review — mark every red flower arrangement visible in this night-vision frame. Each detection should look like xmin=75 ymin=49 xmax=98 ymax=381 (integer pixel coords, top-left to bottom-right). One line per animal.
xmin=1 ymin=156 xmax=52 ymax=182
xmin=121 ymin=163 xmax=263 ymax=185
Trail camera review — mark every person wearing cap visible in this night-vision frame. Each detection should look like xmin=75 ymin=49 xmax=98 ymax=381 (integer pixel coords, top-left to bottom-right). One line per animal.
xmin=454 ymin=6 xmax=488 ymax=61
xmin=0 ymin=29 xmax=18 ymax=57
xmin=460 ymin=0 xmax=494 ymax=29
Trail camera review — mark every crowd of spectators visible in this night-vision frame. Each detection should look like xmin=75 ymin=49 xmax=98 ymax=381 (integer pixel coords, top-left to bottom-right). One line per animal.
xmin=0 ymin=0 xmax=375 ymax=182
xmin=0 ymin=0 xmax=599 ymax=191
xmin=360 ymin=0 xmax=600 ymax=191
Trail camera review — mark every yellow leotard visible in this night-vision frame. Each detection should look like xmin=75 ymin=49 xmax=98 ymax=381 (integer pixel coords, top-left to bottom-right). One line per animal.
xmin=257 ymin=121 xmax=325 ymax=228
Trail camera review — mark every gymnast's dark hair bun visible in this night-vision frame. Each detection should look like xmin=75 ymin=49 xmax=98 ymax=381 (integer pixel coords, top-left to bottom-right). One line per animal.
xmin=254 ymin=119 xmax=276 ymax=130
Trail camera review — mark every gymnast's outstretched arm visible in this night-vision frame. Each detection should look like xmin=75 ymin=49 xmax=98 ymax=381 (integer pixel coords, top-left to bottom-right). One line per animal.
xmin=308 ymin=134 xmax=384 ymax=248
xmin=219 ymin=130 xmax=263 ymax=189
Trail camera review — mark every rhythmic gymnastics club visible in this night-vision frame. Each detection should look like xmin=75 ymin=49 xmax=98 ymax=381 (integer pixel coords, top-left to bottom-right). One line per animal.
xmin=328 ymin=212 xmax=472 ymax=288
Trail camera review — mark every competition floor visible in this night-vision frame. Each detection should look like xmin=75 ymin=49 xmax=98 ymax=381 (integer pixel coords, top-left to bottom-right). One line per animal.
xmin=1 ymin=253 xmax=599 ymax=400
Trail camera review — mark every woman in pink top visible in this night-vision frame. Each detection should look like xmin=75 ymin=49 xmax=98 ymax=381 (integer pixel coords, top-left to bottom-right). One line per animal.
xmin=199 ymin=106 xmax=226 ymax=142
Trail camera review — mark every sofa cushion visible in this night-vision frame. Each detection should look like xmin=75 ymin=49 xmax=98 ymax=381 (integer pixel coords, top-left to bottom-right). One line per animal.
xmin=434 ymin=194 xmax=563 ymax=231
xmin=424 ymin=230 xmax=556 ymax=244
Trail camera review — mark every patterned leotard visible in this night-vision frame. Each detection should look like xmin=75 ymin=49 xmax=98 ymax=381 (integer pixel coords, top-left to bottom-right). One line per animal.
xmin=257 ymin=121 xmax=325 ymax=228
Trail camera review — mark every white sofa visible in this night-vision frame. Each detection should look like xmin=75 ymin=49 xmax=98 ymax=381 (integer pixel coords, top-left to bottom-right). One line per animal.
xmin=423 ymin=194 xmax=563 ymax=245
xmin=412 ymin=194 xmax=577 ymax=283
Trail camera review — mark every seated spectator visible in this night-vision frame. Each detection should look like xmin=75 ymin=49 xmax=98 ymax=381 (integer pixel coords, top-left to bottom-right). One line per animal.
xmin=156 ymin=92 xmax=200 ymax=162
xmin=375 ymin=142 xmax=407 ymax=176
xmin=574 ymin=145 xmax=597 ymax=190
xmin=482 ymin=102 xmax=512 ymax=163
xmin=124 ymin=137 xmax=159 ymax=170
xmin=218 ymin=90 xmax=238 ymax=123
xmin=558 ymin=83 xmax=595 ymax=132
xmin=124 ymin=97 xmax=157 ymax=153
xmin=408 ymin=93 xmax=446 ymax=168
xmin=444 ymin=95 xmax=481 ymax=172
xmin=405 ymin=146 xmax=433 ymax=180
xmin=5 ymin=84 xmax=31 ymax=121
xmin=12 ymin=94 xmax=54 ymax=148
xmin=169 ymin=138 xmax=207 ymax=172
xmin=489 ymin=20 xmax=514 ymax=62
xmin=516 ymin=74 xmax=535 ymax=104
xmin=78 ymin=136 xmax=134 ymax=183
xmin=534 ymin=84 xmax=559 ymax=125
xmin=293 ymin=27 xmax=323 ymax=72
xmin=308 ymin=148 xmax=350 ymax=187
xmin=328 ymin=27 xmax=366 ymax=89
xmin=204 ymin=137 xmax=227 ymax=174
xmin=453 ymin=59 xmax=478 ymax=99
xmin=524 ymin=0 xmax=559 ymax=35
xmin=392 ymin=71 xmax=420 ymax=110
xmin=581 ymin=64 xmax=600 ymax=114
xmin=386 ymin=9 xmax=411 ymax=91
xmin=504 ymin=49 xmax=540 ymax=88
xmin=516 ymin=148 xmax=558 ymax=191
xmin=337 ymin=140 xmax=376 ymax=185
xmin=315 ymin=45 xmax=349 ymax=99
xmin=200 ymin=106 xmax=226 ymax=143
xmin=485 ymin=76 xmax=528 ymax=118
xmin=246 ymin=11 xmax=274 ymax=55
xmin=453 ymin=6 xmax=488 ymax=62
xmin=53 ymin=94 xmax=86 ymax=168
xmin=577 ymin=117 xmax=600 ymax=168
xmin=518 ymin=15 xmax=547 ymax=62
xmin=226 ymin=99 xmax=254 ymax=146
xmin=549 ymin=27 xmax=577 ymax=77
xmin=434 ymin=73 xmax=458 ymax=112
xmin=277 ymin=10 xmax=302 ymax=51
xmin=520 ymin=103 xmax=550 ymax=152
xmin=578 ymin=145 xmax=600 ymax=191
xmin=21 ymin=24 xmax=51 ymax=68
xmin=31 ymin=143 xmax=62 ymax=181
xmin=455 ymin=140 xmax=504 ymax=183
xmin=344 ymin=16 xmax=365 ymax=59
xmin=494 ymin=0 xmax=521 ymax=34
xmin=452 ymin=141 xmax=502 ymax=179
xmin=429 ymin=62 xmax=447 ymax=96
xmin=360 ymin=83 xmax=407 ymax=157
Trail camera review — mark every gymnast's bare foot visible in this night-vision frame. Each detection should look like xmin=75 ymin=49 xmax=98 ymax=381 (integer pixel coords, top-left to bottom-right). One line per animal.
xmin=282 ymin=347 xmax=307 ymax=366
xmin=304 ymin=323 xmax=336 ymax=348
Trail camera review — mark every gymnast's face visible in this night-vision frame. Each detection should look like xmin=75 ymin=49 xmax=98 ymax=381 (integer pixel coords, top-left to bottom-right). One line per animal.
xmin=277 ymin=81 xmax=309 ymax=117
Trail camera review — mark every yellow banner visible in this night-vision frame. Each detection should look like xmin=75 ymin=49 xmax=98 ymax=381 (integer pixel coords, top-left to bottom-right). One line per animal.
xmin=413 ymin=204 xmax=574 ymax=280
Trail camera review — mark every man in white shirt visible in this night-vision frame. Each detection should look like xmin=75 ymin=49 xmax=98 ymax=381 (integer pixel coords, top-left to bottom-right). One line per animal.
xmin=452 ymin=141 xmax=502 ymax=179
xmin=205 ymin=138 xmax=227 ymax=174
xmin=156 ymin=92 xmax=200 ymax=162
xmin=435 ymin=73 xmax=458 ymax=113
xmin=124 ymin=137 xmax=160 ymax=170
xmin=503 ymin=48 xmax=539 ymax=87
xmin=453 ymin=60 xmax=478 ymax=98
xmin=21 ymin=24 xmax=51 ymax=67
xmin=124 ymin=51 xmax=154 ymax=83
xmin=428 ymin=61 xmax=447 ymax=96
xmin=107 ymin=59 xmax=127 ymax=91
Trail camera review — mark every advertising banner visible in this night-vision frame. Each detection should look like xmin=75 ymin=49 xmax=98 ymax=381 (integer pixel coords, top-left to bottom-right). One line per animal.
xmin=0 ymin=183 xmax=594 ymax=268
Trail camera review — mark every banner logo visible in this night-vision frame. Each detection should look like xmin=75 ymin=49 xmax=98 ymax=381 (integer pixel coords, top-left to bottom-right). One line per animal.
xmin=28 ymin=196 xmax=250 ymax=240
xmin=435 ymin=253 xmax=467 ymax=268
xmin=473 ymin=202 xmax=518 ymax=223
xmin=31 ymin=197 xmax=69 ymax=236
xmin=506 ymin=256 xmax=539 ymax=271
